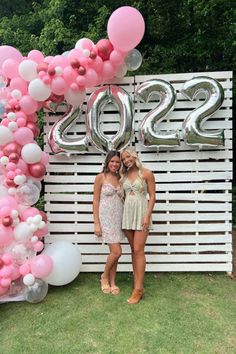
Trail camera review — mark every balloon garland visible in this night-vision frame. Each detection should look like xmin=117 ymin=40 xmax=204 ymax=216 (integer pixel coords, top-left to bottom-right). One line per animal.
xmin=0 ymin=6 xmax=145 ymax=302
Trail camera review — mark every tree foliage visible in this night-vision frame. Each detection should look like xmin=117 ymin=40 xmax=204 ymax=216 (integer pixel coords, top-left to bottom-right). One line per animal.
xmin=0 ymin=0 xmax=234 ymax=74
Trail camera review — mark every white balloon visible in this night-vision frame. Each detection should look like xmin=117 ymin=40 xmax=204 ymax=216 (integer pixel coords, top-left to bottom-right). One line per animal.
xmin=42 ymin=241 xmax=82 ymax=286
xmin=28 ymin=78 xmax=51 ymax=101
xmin=21 ymin=143 xmax=42 ymax=164
xmin=23 ymin=273 xmax=35 ymax=286
xmin=0 ymin=126 xmax=14 ymax=145
xmin=19 ymin=60 xmax=38 ymax=82
xmin=14 ymin=222 xmax=33 ymax=242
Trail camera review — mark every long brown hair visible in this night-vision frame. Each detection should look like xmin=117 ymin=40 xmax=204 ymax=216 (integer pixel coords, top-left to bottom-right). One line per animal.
xmin=102 ymin=150 xmax=121 ymax=174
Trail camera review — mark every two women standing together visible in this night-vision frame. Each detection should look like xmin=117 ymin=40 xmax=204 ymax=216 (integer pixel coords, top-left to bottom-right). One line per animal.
xmin=93 ymin=147 xmax=155 ymax=304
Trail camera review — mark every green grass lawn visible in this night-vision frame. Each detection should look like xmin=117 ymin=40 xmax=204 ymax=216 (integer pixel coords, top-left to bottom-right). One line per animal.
xmin=1 ymin=272 xmax=236 ymax=354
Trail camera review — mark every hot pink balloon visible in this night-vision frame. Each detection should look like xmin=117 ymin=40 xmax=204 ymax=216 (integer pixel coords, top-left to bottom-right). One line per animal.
xmin=107 ymin=6 xmax=145 ymax=51
xmin=0 ymin=45 xmax=23 ymax=67
xmin=30 ymin=254 xmax=53 ymax=278
xmin=19 ymin=260 xmax=31 ymax=275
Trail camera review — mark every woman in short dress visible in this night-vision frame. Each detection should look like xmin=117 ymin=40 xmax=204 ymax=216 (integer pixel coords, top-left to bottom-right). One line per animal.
xmin=120 ymin=146 xmax=155 ymax=304
xmin=93 ymin=150 xmax=124 ymax=295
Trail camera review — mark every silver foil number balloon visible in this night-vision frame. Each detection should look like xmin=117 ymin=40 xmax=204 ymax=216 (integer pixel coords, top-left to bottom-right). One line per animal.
xmin=181 ymin=76 xmax=225 ymax=146
xmin=86 ymin=85 xmax=134 ymax=152
xmin=48 ymin=104 xmax=89 ymax=154
xmin=136 ymin=79 xmax=180 ymax=147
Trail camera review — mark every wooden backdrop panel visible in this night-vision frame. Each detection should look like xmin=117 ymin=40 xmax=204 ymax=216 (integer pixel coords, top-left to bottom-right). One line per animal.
xmin=44 ymin=71 xmax=233 ymax=272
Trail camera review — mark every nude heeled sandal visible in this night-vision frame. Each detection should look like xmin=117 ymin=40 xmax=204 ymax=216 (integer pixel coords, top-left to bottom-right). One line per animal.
xmin=127 ymin=289 xmax=144 ymax=304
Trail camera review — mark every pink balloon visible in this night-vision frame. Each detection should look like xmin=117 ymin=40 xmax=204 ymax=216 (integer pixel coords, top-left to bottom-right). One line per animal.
xmin=33 ymin=241 xmax=44 ymax=252
xmin=20 ymin=95 xmax=38 ymax=114
xmin=30 ymin=254 xmax=53 ymax=278
xmin=0 ymin=45 xmax=23 ymax=67
xmin=21 ymin=207 xmax=40 ymax=221
xmin=102 ymin=61 xmax=115 ymax=80
xmin=0 ymin=225 xmax=14 ymax=248
xmin=16 ymin=158 xmax=28 ymax=174
xmin=10 ymin=77 xmax=28 ymax=95
xmin=51 ymin=77 xmax=67 ymax=95
xmin=51 ymin=55 xmax=69 ymax=68
xmin=0 ymin=286 xmax=9 ymax=295
xmin=107 ymin=6 xmax=145 ymax=51
xmin=90 ymin=55 xmax=103 ymax=73
xmin=96 ymin=39 xmax=113 ymax=61
xmin=110 ymin=50 xmax=125 ymax=65
xmin=27 ymin=50 xmax=44 ymax=64
xmin=35 ymin=225 xmax=48 ymax=239
xmin=2 ymin=59 xmax=20 ymax=79
xmin=19 ymin=260 xmax=31 ymax=275
xmin=10 ymin=264 xmax=20 ymax=280
xmin=26 ymin=121 xmax=40 ymax=138
xmin=29 ymin=162 xmax=46 ymax=179
xmin=0 ymin=206 xmax=11 ymax=218
xmin=14 ymin=127 xmax=34 ymax=145
xmin=63 ymin=66 xmax=77 ymax=85
xmin=0 ymin=195 xmax=18 ymax=210
xmin=84 ymin=69 xmax=98 ymax=87
xmin=10 ymin=77 xmax=28 ymax=94
xmin=3 ymin=142 xmax=21 ymax=156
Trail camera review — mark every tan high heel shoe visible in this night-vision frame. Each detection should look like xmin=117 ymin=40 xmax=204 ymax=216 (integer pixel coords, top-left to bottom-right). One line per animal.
xmin=127 ymin=289 xmax=144 ymax=304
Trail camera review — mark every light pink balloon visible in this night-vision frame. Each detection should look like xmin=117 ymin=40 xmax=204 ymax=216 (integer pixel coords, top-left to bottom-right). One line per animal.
xmin=102 ymin=61 xmax=115 ymax=80
xmin=35 ymin=224 xmax=48 ymax=239
xmin=30 ymin=254 xmax=53 ymax=278
xmin=20 ymin=207 xmax=39 ymax=221
xmin=0 ymin=45 xmax=23 ymax=67
xmin=107 ymin=6 xmax=145 ymax=51
xmin=84 ymin=69 xmax=98 ymax=88
xmin=14 ymin=127 xmax=34 ymax=145
xmin=27 ymin=50 xmax=44 ymax=64
xmin=0 ymin=206 xmax=11 ymax=218
xmin=33 ymin=241 xmax=44 ymax=252
xmin=0 ymin=195 xmax=18 ymax=210
xmin=16 ymin=158 xmax=28 ymax=174
xmin=51 ymin=77 xmax=67 ymax=95
xmin=2 ymin=59 xmax=20 ymax=79
xmin=10 ymin=77 xmax=28 ymax=94
xmin=19 ymin=261 xmax=31 ymax=276
xmin=63 ymin=66 xmax=77 ymax=85
xmin=51 ymin=55 xmax=69 ymax=68
xmin=20 ymin=95 xmax=38 ymax=114
xmin=40 ymin=151 xmax=50 ymax=166
xmin=90 ymin=55 xmax=103 ymax=73
xmin=110 ymin=50 xmax=125 ymax=65
xmin=0 ymin=225 xmax=14 ymax=248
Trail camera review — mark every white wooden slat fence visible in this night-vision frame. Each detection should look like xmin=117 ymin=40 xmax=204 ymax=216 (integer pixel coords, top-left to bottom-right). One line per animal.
xmin=44 ymin=71 xmax=233 ymax=272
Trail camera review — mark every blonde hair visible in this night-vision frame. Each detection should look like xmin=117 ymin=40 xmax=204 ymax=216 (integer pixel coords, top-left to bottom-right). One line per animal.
xmin=120 ymin=146 xmax=144 ymax=186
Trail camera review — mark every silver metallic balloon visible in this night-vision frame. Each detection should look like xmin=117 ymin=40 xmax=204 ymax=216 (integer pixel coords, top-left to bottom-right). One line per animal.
xmin=86 ymin=85 xmax=134 ymax=152
xmin=136 ymin=79 xmax=180 ymax=147
xmin=181 ymin=76 xmax=225 ymax=146
xmin=25 ymin=278 xmax=48 ymax=303
xmin=48 ymin=103 xmax=89 ymax=154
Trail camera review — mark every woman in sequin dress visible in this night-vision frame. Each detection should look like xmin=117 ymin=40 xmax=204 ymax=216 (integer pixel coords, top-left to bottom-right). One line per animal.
xmin=93 ymin=150 xmax=124 ymax=295
xmin=120 ymin=146 xmax=155 ymax=304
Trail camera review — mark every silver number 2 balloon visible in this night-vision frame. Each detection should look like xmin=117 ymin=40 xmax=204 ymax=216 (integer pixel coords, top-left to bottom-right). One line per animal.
xmin=48 ymin=104 xmax=89 ymax=154
xmin=135 ymin=79 xmax=180 ymax=147
xmin=181 ymin=76 xmax=225 ymax=146
xmin=86 ymin=85 xmax=134 ymax=152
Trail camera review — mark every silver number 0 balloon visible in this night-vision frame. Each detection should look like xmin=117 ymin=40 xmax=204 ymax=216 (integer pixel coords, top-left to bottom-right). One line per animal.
xmin=48 ymin=104 xmax=89 ymax=154
xmin=181 ymin=76 xmax=225 ymax=146
xmin=135 ymin=79 xmax=180 ymax=147
xmin=86 ymin=85 xmax=134 ymax=152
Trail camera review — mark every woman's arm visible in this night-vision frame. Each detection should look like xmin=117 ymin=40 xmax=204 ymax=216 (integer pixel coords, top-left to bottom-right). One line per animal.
xmin=142 ymin=168 xmax=156 ymax=230
xmin=93 ymin=173 xmax=103 ymax=236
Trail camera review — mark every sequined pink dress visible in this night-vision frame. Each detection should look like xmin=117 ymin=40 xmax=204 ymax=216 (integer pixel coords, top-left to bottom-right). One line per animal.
xmin=99 ymin=183 xmax=125 ymax=244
